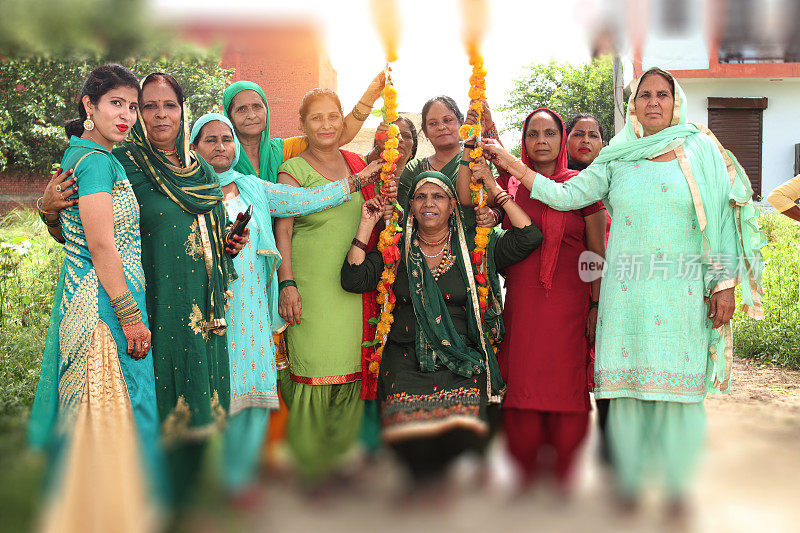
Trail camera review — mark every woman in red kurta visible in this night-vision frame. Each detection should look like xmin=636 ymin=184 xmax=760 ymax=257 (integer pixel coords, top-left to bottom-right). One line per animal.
xmin=498 ymin=108 xmax=607 ymax=488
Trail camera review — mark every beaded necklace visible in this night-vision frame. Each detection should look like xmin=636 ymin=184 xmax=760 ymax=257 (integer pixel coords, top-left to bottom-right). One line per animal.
xmin=431 ymin=245 xmax=455 ymax=281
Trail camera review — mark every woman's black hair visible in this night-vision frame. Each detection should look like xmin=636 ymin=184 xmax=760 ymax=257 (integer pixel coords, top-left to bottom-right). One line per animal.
xmin=420 ymin=95 xmax=464 ymax=136
xmin=565 ymin=113 xmax=606 ymax=142
xmin=373 ymin=116 xmax=418 ymax=160
xmin=141 ymin=72 xmax=187 ymax=107
xmin=65 ymin=63 xmax=140 ymax=138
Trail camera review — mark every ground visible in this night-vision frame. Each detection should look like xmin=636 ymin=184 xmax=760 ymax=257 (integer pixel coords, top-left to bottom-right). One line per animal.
xmin=183 ymin=358 xmax=800 ymax=533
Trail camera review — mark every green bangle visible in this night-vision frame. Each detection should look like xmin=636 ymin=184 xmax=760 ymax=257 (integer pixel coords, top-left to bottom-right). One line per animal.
xmin=279 ymin=280 xmax=297 ymax=291
xmin=589 ymin=300 xmax=599 ymax=309
xmin=459 ymin=159 xmax=471 ymax=166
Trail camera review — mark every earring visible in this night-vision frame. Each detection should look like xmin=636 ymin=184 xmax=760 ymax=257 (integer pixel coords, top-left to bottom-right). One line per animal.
xmin=83 ymin=115 xmax=95 ymax=131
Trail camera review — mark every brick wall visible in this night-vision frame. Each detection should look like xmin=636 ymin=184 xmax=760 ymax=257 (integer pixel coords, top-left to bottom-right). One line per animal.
xmin=0 ymin=168 xmax=48 ymax=216
xmin=181 ymin=20 xmax=337 ymax=139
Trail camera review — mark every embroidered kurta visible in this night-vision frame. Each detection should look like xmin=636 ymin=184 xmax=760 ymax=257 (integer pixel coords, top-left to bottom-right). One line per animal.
xmin=341 ymin=223 xmax=542 ymax=440
xmin=32 ymin=137 xmax=163 ymax=528
xmin=127 ymin=168 xmax=229 ymax=444
xmin=222 ymin=180 xmax=351 ymax=414
xmin=530 ymin=158 xmax=738 ymax=403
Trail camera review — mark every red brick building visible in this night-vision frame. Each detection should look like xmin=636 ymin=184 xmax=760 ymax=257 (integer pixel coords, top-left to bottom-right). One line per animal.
xmin=181 ymin=19 xmax=337 ymax=138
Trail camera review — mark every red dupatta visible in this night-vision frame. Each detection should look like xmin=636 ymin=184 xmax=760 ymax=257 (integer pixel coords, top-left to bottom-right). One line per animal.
xmin=506 ymin=108 xmax=578 ymax=290
xmin=341 ymin=151 xmax=382 ymax=399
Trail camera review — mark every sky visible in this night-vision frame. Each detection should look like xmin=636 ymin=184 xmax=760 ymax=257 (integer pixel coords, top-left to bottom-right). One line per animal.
xmin=158 ymin=0 xmax=612 ymax=137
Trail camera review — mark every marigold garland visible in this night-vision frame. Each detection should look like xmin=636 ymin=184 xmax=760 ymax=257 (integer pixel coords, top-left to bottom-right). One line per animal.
xmin=366 ymin=74 xmax=402 ymax=377
xmin=459 ymin=48 xmax=491 ymax=318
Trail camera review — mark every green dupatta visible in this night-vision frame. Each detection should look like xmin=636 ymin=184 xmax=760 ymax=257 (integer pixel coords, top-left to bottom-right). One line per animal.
xmin=222 ymin=81 xmax=285 ymax=183
xmin=115 ymin=111 xmax=236 ymax=335
xmin=595 ymin=68 xmax=767 ymax=392
xmin=402 ymin=171 xmax=505 ymax=402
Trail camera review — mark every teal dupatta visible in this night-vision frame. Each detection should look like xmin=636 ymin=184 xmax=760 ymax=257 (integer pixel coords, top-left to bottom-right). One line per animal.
xmin=190 ymin=112 xmax=286 ymax=333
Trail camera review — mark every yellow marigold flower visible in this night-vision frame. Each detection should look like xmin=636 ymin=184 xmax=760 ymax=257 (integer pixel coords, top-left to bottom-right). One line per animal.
xmin=385 ymin=138 xmax=399 ymax=149
xmin=469 ymin=148 xmax=483 ymax=160
xmin=388 ymin=124 xmax=400 ymax=136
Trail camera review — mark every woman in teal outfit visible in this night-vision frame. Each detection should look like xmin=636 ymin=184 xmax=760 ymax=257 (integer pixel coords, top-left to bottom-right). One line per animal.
xmin=482 ymin=67 xmax=765 ymax=511
xmin=30 ymin=64 xmax=163 ymax=531
xmin=188 ymin=113 xmax=379 ymax=497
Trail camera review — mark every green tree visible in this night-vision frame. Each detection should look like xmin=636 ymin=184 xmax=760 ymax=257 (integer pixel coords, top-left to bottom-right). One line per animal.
xmin=0 ymin=47 xmax=233 ymax=172
xmin=498 ymin=57 xmax=614 ymax=154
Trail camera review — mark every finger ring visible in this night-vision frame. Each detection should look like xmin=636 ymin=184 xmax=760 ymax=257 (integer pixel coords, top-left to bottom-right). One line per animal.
xmin=59 ymin=193 xmax=64 ymax=200
xmin=142 ymin=341 xmax=149 ymax=348
xmin=55 ymin=184 xmax=62 ymax=192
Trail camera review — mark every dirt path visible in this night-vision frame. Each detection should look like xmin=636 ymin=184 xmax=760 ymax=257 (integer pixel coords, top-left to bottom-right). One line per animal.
xmin=208 ymin=359 xmax=800 ymax=533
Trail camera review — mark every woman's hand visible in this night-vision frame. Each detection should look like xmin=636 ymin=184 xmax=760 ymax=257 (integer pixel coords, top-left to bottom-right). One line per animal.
xmin=362 ymin=71 xmax=387 ymax=105
xmin=708 ymin=287 xmax=735 ymax=329
xmin=360 ymin=197 xmax=384 ymax=230
xmin=474 ymin=205 xmax=496 ymax=228
xmin=381 ymin=176 xmax=398 ymax=221
xmin=279 ymin=286 xmax=302 ymax=326
xmin=471 ymin=159 xmax=499 ymax=191
xmin=480 ymin=139 xmax=519 ymax=171
xmin=357 ymin=160 xmax=383 ymax=188
xmin=122 ymin=320 xmax=151 ymax=360
xmin=464 ymin=100 xmax=494 ymax=134
xmin=226 ymin=226 xmax=250 ymax=256
xmin=587 ymin=307 xmax=598 ymax=345
xmin=42 ymin=167 xmax=78 ymax=215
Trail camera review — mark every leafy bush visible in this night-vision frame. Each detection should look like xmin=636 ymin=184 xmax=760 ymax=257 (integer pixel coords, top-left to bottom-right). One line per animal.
xmin=734 ymin=211 xmax=800 ymax=367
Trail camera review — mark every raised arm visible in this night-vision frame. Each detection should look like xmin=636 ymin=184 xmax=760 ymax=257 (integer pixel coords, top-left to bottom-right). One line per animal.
xmin=266 ymin=161 xmax=382 ymax=217
xmin=341 ymin=197 xmax=385 ymax=293
xmin=339 ymin=72 xmax=386 ymax=146
xmin=481 ymin=139 xmax=610 ymax=211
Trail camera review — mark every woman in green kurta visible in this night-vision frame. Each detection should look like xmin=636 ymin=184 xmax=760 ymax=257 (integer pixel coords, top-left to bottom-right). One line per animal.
xmin=114 ymin=73 xmax=245 ymax=507
xmin=481 ymin=68 xmax=765 ymax=508
xmin=341 ymin=170 xmax=541 ymax=486
xmin=274 ymin=88 xmax=384 ymax=482
xmin=399 ymin=96 xmax=500 ymax=230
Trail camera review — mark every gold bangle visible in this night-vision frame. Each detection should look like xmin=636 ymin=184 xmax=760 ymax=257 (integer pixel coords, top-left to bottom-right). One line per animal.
xmin=352 ymin=105 xmax=369 ymax=121
xmin=36 ymin=196 xmax=57 ymax=216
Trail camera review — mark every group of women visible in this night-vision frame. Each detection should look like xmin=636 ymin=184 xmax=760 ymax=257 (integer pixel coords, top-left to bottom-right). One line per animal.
xmin=29 ymin=60 xmax=765 ymax=531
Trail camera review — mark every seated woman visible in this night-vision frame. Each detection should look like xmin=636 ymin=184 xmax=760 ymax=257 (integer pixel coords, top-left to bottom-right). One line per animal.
xmin=188 ymin=112 xmax=380 ymax=498
xmin=341 ymin=169 xmax=542 ymax=488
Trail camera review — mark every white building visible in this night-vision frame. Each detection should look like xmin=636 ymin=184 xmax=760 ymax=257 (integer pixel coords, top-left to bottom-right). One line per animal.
xmin=629 ymin=0 xmax=800 ymax=200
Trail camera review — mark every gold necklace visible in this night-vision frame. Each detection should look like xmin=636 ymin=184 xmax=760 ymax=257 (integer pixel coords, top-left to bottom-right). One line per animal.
xmin=418 ymin=232 xmax=449 ymax=246
xmin=156 ymin=147 xmax=178 ymax=157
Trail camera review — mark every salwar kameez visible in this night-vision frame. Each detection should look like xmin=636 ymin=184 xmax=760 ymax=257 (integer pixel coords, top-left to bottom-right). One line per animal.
xmin=527 ymin=70 xmax=765 ymax=500
xmin=219 ymin=154 xmax=352 ymax=490
xmin=277 ymin=152 xmax=369 ymax=480
xmin=341 ymin=171 xmax=542 ymax=482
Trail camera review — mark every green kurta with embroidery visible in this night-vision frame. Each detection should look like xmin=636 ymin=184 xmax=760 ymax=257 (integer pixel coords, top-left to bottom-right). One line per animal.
xmin=124 ymin=172 xmax=229 ymax=441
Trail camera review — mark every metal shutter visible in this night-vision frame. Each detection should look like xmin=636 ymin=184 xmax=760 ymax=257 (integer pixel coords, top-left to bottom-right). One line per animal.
xmin=708 ymin=97 xmax=767 ymax=198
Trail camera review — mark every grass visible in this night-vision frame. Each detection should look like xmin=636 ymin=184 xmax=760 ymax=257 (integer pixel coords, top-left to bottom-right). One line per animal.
xmin=0 ymin=208 xmax=62 ymax=532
